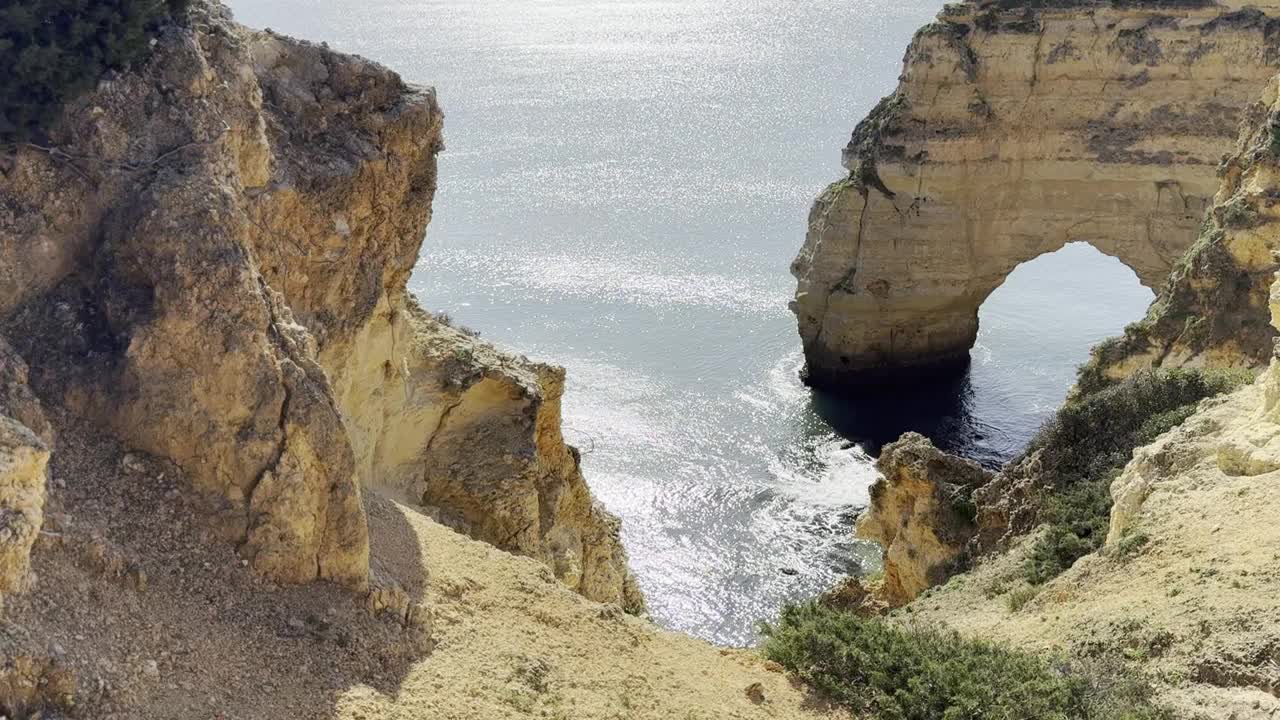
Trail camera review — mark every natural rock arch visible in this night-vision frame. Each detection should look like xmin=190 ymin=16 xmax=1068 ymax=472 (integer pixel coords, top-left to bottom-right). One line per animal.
xmin=790 ymin=1 xmax=1280 ymax=389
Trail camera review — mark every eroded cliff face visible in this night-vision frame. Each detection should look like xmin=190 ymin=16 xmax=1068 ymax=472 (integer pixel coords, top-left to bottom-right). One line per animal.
xmin=847 ymin=72 xmax=1280 ymax=714
xmin=0 ymin=1 xmax=639 ymax=609
xmin=855 ymin=432 xmax=990 ymax=607
xmin=853 ymin=66 xmax=1280 ymax=614
xmin=792 ymin=0 xmax=1280 ymax=388
xmin=325 ymin=301 xmax=642 ymax=609
xmin=1087 ymin=74 xmax=1280 ymax=385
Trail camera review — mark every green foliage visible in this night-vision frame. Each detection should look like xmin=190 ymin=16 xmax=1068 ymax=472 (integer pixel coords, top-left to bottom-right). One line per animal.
xmin=1114 ymin=531 xmax=1151 ymax=560
xmin=1021 ymin=369 xmax=1247 ymax=584
xmin=760 ymin=603 xmax=1170 ymax=720
xmin=1218 ymin=197 xmax=1261 ymax=230
xmin=1006 ymin=585 xmax=1040 ymax=612
xmin=0 ymin=0 xmax=189 ymax=141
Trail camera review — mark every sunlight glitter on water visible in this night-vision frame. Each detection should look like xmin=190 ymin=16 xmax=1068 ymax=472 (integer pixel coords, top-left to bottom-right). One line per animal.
xmin=228 ymin=0 xmax=1154 ymax=646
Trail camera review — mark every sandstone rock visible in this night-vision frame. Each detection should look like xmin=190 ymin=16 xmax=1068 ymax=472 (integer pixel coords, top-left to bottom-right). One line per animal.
xmin=792 ymin=1 xmax=1280 ymax=388
xmin=0 ymin=0 xmax=639 ymax=605
xmin=0 ymin=418 xmax=47 ymax=597
xmin=856 ymin=432 xmax=990 ymax=606
xmin=1104 ymin=77 xmax=1280 ymax=541
xmin=1087 ymin=75 xmax=1280 ymax=384
xmin=970 ymin=448 xmax=1053 ymax=553
xmin=0 ymin=339 xmax=51 ymax=447
xmin=0 ymin=655 xmax=76 ymax=718
xmin=240 ymin=29 xmax=641 ymax=607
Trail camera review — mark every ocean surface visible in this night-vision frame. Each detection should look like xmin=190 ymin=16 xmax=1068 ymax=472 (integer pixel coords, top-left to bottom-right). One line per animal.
xmin=228 ymin=0 xmax=1155 ymax=646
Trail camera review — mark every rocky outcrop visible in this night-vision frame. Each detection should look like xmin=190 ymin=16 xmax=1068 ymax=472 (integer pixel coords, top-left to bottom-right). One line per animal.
xmin=0 ymin=419 xmax=47 ymax=598
xmin=792 ymin=0 xmax=1280 ymax=388
xmin=902 ymin=261 xmax=1280 ymax=714
xmin=326 ymin=300 xmax=643 ymax=609
xmin=1086 ymin=75 xmax=1280 ymax=387
xmin=0 ymin=336 xmax=48 ymax=601
xmin=0 ymin=339 xmax=51 ymax=447
xmin=0 ymin=1 xmax=639 ymax=607
xmin=856 ymin=432 xmax=991 ymax=606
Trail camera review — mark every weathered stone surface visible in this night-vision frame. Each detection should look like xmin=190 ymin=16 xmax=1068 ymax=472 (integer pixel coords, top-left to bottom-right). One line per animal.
xmin=237 ymin=30 xmax=641 ymax=608
xmin=0 ymin=655 xmax=76 ymax=717
xmin=792 ymin=0 xmax=1280 ymax=388
xmin=0 ymin=337 xmax=50 ymax=447
xmin=0 ymin=341 xmax=50 ymax=602
xmin=0 ymin=1 xmax=640 ymax=606
xmin=0 ymin=417 xmax=47 ymax=597
xmin=324 ymin=299 xmax=644 ymax=610
xmin=1087 ymin=75 xmax=1280 ymax=385
xmin=856 ymin=432 xmax=991 ymax=606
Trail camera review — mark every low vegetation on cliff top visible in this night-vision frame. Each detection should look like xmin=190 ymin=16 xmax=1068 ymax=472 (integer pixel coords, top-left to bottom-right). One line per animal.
xmin=1021 ymin=368 xmax=1248 ymax=585
xmin=0 ymin=0 xmax=189 ymax=141
xmin=762 ymin=602 xmax=1169 ymax=720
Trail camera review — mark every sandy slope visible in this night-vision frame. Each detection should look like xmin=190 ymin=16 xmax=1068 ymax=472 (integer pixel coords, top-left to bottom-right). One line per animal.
xmin=340 ymin=499 xmax=846 ymax=720
xmin=8 ymin=414 xmax=844 ymax=720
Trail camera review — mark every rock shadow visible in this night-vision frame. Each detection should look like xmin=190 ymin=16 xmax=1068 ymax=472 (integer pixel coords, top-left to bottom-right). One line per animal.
xmin=808 ymin=363 xmax=1005 ymax=469
xmin=4 ymin=413 xmax=433 ymax=720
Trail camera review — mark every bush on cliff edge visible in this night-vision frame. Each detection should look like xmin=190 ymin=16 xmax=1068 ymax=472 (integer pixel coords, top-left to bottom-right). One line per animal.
xmin=761 ymin=602 xmax=1169 ymax=720
xmin=1022 ymin=368 xmax=1248 ymax=584
xmin=0 ymin=0 xmax=189 ymax=142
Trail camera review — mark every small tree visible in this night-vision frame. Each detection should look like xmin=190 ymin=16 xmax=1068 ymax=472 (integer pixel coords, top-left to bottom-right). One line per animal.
xmin=0 ymin=0 xmax=189 ymax=142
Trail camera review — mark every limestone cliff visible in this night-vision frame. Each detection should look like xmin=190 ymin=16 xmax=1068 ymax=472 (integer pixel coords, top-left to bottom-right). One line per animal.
xmin=850 ymin=67 xmax=1280 ymax=713
xmin=851 ymin=63 xmax=1280 ymax=610
xmin=0 ymin=0 xmax=639 ymax=609
xmin=1086 ymin=74 xmax=1280 ymax=385
xmin=855 ymin=432 xmax=990 ymax=607
xmin=792 ymin=0 xmax=1280 ymax=388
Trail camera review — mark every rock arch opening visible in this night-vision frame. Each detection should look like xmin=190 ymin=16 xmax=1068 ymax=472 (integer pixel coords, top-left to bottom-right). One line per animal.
xmin=968 ymin=242 xmax=1154 ymax=459
xmin=808 ymin=242 xmax=1154 ymax=467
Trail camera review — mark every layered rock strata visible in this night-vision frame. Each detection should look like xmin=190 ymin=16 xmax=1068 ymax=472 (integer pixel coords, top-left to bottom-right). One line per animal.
xmin=856 ymin=69 xmax=1280 ymax=607
xmin=1087 ymin=74 xmax=1280 ymax=385
xmin=0 ymin=1 xmax=639 ymax=608
xmin=792 ymin=0 xmax=1280 ymax=388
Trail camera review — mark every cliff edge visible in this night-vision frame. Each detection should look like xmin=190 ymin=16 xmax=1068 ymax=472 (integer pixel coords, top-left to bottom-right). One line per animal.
xmin=1086 ymin=74 xmax=1280 ymax=386
xmin=0 ymin=0 xmax=639 ymax=615
xmin=842 ymin=63 xmax=1280 ymax=718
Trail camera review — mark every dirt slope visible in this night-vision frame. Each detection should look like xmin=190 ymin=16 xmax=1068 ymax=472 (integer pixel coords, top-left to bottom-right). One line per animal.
xmin=6 ymin=413 xmax=844 ymax=720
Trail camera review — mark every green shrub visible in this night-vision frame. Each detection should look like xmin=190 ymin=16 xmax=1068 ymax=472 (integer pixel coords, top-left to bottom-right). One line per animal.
xmin=0 ymin=0 xmax=189 ymax=141
xmin=1006 ymin=585 xmax=1040 ymax=612
xmin=1021 ymin=369 xmax=1247 ymax=584
xmin=760 ymin=603 xmax=1169 ymax=720
xmin=1114 ymin=531 xmax=1150 ymax=560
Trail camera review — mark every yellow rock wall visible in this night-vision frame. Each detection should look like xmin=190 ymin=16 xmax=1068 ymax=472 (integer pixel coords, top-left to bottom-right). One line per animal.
xmin=792 ymin=1 xmax=1280 ymax=388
